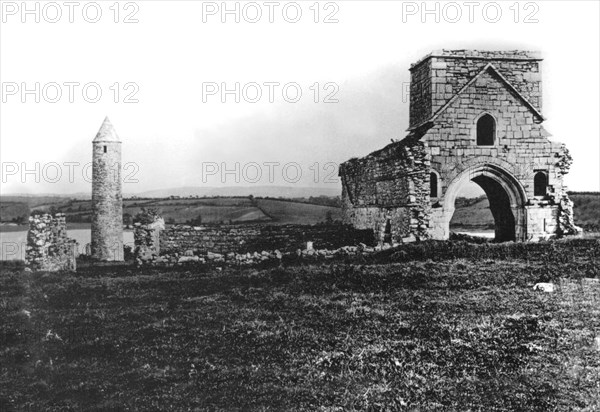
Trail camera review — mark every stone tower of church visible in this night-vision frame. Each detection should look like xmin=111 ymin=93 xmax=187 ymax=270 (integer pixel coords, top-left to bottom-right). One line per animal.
xmin=91 ymin=116 xmax=124 ymax=261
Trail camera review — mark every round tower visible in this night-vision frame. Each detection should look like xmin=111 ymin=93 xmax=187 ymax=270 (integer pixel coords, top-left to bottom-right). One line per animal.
xmin=91 ymin=116 xmax=124 ymax=261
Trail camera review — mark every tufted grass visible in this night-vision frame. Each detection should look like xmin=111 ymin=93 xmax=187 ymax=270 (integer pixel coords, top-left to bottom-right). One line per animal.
xmin=1 ymin=236 xmax=599 ymax=411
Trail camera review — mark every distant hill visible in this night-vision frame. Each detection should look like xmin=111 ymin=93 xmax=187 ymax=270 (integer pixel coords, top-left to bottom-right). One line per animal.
xmin=1 ymin=193 xmax=91 ymax=200
xmin=0 ymin=195 xmax=340 ymax=227
xmin=2 ymin=186 xmax=340 ymax=201
xmin=2 ymin=191 xmax=598 ymax=232
xmin=450 ymin=196 xmax=494 ymax=229
xmin=256 ymin=198 xmax=341 ymax=224
xmin=0 ymin=186 xmax=340 ymax=224
xmin=134 ymin=186 xmax=340 ymax=199
xmin=450 ymin=192 xmax=600 ymax=231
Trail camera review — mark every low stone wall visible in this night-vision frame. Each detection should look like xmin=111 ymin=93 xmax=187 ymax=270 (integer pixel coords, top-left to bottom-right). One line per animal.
xmin=160 ymin=223 xmax=375 ymax=255
xmin=26 ymin=213 xmax=77 ymax=271
xmin=140 ymin=242 xmax=392 ymax=267
xmin=134 ymin=222 xmax=375 ymax=266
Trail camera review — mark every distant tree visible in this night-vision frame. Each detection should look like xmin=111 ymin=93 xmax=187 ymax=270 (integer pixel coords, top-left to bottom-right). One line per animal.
xmin=134 ymin=207 xmax=161 ymax=224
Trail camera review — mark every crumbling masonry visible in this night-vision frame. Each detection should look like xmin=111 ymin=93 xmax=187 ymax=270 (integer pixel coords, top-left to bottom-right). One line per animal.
xmin=340 ymin=50 xmax=580 ymax=243
xmin=26 ymin=213 xmax=77 ymax=271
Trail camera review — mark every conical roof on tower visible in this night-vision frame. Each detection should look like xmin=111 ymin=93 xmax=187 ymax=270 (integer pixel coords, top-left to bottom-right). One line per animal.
xmin=93 ymin=116 xmax=121 ymax=142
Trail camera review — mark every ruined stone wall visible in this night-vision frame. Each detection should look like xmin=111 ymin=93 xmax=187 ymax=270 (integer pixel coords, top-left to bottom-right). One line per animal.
xmin=339 ymin=138 xmax=431 ymax=242
xmin=26 ymin=213 xmax=77 ymax=271
xmin=341 ymin=49 xmax=578 ymax=242
xmin=159 ymin=223 xmax=375 ymax=255
xmin=134 ymin=217 xmax=165 ymax=261
xmin=555 ymin=192 xmax=580 ymax=236
xmin=91 ymin=141 xmax=124 ymax=261
xmin=134 ymin=222 xmax=374 ymax=265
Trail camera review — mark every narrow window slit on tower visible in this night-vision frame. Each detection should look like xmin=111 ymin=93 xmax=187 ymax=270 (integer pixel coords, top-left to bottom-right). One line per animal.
xmin=103 ymin=146 xmax=107 ymax=153
xmin=430 ymin=172 xmax=438 ymax=198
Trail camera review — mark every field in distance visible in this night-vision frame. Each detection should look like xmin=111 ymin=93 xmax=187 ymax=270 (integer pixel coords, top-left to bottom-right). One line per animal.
xmin=0 ymin=195 xmax=342 ymax=229
xmin=1 ymin=192 xmax=598 ymax=232
xmin=450 ymin=192 xmax=600 ymax=232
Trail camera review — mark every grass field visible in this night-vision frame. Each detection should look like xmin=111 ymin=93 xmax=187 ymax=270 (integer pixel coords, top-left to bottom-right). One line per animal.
xmin=450 ymin=193 xmax=600 ymax=232
xmin=0 ymin=196 xmax=340 ymax=227
xmin=3 ymin=193 xmax=596 ymax=231
xmin=256 ymin=198 xmax=342 ymax=224
xmin=1 ymin=237 xmax=599 ymax=411
xmin=570 ymin=193 xmax=600 ymax=230
xmin=450 ymin=196 xmax=494 ymax=229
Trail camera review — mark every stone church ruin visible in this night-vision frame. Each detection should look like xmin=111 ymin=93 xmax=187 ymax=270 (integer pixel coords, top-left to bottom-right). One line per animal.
xmin=22 ymin=50 xmax=582 ymax=272
xmin=340 ymin=50 xmax=580 ymax=243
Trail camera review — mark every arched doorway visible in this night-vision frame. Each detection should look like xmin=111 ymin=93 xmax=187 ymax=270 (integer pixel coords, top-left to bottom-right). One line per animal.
xmin=431 ymin=164 xmax=527 ymax=242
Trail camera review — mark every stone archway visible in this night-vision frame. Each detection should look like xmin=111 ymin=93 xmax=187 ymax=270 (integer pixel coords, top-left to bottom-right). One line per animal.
xmin=431 ymin=164 xmax=527 ymax=242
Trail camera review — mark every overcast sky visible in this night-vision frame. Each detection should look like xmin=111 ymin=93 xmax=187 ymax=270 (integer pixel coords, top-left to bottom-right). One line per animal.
xmin=1 ymin=0 xmax=599 ymax=195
